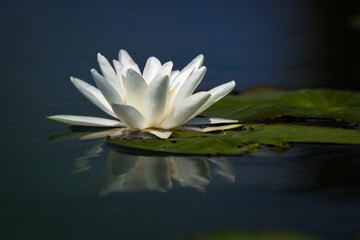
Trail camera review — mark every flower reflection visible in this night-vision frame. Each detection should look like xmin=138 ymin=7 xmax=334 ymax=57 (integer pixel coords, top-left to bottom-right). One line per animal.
xmin=72 ymin=144 xmax=235 ymax=194
xmin=72 ymin=143 xmax=103 ymax=174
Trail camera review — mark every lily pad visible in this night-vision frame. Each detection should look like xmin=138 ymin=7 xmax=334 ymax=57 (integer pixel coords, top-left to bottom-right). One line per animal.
xmin=107 ymin=124 xmax=360 ymax=155
xmin=202 ymin=89 xmax=360 ymax=123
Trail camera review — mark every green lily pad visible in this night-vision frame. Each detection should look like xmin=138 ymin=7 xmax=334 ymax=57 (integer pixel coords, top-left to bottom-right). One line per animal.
xmin=202 ymin=89 xmax=360 ymax=123
xmin=107 ymin=124 xmax=360 ymax=155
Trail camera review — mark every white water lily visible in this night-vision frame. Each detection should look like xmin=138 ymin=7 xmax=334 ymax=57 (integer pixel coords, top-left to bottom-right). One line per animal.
xmin=48 ymin=50 xmax=236 ymax=131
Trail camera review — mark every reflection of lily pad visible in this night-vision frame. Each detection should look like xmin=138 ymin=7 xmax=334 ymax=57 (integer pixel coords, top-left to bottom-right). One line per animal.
xmin=202 ymin=89 xmax=360 ymax=123
xmin=107 ymin=124 xmax=360 ymax=155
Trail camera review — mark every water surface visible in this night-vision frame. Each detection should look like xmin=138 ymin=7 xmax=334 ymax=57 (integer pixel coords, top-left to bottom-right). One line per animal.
xmin=1 ymin=0 xmax=360 ymax=239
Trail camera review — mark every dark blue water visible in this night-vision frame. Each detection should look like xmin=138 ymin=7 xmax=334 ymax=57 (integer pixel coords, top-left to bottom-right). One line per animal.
xmin=1 ymin=0 xmax=360 ymax=239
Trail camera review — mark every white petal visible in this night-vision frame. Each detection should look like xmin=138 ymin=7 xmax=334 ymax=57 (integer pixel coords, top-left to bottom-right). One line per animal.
xmin=170 ymin=70 xmax=180 ymax=83
xmin=184 ymin=117 xmax=239 ymax=126
xmin=170 ymin=54 xmax=204 ymax=89
xmin=47 ymin=115 xmax=125 ymax=127
xmin=188 ymin=80 xmax=235 ymax=120
xmin=181 ymin=123 xmax=244 ymax=133
xmin=120 ymin=64 xmax=141 ymax=77
xmin=91 ymin=69 xmax=124 ymax=104
xmin=111 ymin=104 xmax=147 ymax=129
xmin=160 ymin=92 xmax=210 ymax=129
xmin=118 ymin=49 xmax=141 ymax=73
xmin=170 ymin=67 xmax=194 ymax=90
xmin=181 ymin=54 xmax=204 ymax=72
xmin=70 ymin=77 xmax=117 ymax=118
xmin=143 ymin=73 xmax=170 ymax=127
xmin=171 ymin=66 xmax=206 ymax=108
xmin=168 ymin=68 xmax=195 ymax=113
xmin=97 ymin=53 xmax=125 ymax=98
xmin=165 ymin=81 xmax=181 ymax=116
xmin=158 ymin=61 xmax=173 ymax=77
xmin=123 ymin=69 xmax=148 ymax=112
xmin=143 ymin=130 xmax=173 ymax=139
xmin=112 ymin=60 xmax=124 ymax=77
xmin=143 ymin=56 xmax=161 ymax=83
xmin=118 ymin=49 xmax=136 ymax=65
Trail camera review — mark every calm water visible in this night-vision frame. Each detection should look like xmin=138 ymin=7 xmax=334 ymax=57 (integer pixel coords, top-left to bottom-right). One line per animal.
xmin=1 ymin=0 xmax=360 ymax=239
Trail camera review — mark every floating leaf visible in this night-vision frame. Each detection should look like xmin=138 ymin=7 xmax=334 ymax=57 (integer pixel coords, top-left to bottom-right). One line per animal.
xmin=107 ymin=124 xmax=360 ymax=155
xmin=202 ymin=89 xmax=360 ymax=123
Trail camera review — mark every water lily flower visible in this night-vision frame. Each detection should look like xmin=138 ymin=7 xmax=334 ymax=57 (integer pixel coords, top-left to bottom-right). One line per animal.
xmin=48 ymin=50 xmax=236 ymax=132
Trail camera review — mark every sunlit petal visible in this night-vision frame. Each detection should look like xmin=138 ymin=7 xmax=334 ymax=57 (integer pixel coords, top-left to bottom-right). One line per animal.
xmin=160 ymin=92 xmax=210 ymax=129
xmin=170 ymin=67 xmax=194 ymax=90
xmin=112 ymin=60 xmax=124 ymax=78
xmin=70 ymin=76 xmax=117 ymax=118
xmin=158 ymin=61 xmax=173 ymax=77
xmin=91 ymin=69 xmax=124 ymax=104
xmin=170 ymin=54 xmax=203 ymax=89
xmin=97 ymin=53 xmax=125 ymax=98
xmin=181 ymin=123 xmax=244 ymax=133
xmin=182 ymin=54 xmax=204 ymax=72
xmin=118 ymin=49 xmax=141 ymax=73
xmin=143 ymin=56 xmax=161 ymax=83
xmin=184 ymin=117 xmax=239 ymax=126
xmin=143 ymin=130 xmax=173 ymax=139
xmin=172 ymin=66 xmax=207 ymax=109
xmin=144 ymin=73 xmax=170 ymax=127
xmin=111 ymin=104 xmax=148 ymax=129
xmin=187 ymin=80 xmax=235 ymax=120
xmin=47 ymin=115 xmax=125 ymax=127
xmin=170 ymin=70 xmax=180 ymax=83
xmin=123 ymin=69 xmax=148 ymax=112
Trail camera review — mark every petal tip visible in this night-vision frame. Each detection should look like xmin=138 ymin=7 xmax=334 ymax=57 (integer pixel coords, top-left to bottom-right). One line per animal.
xmin=199 ymin=66 xmax=207 ymax=73
xmin=97 ymin=53 xmax=106 ymax=62
xmin=119 ymin=49 xmax=127 ymax=56
xmin=46 ymin=115 xmax=59 ymax=122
